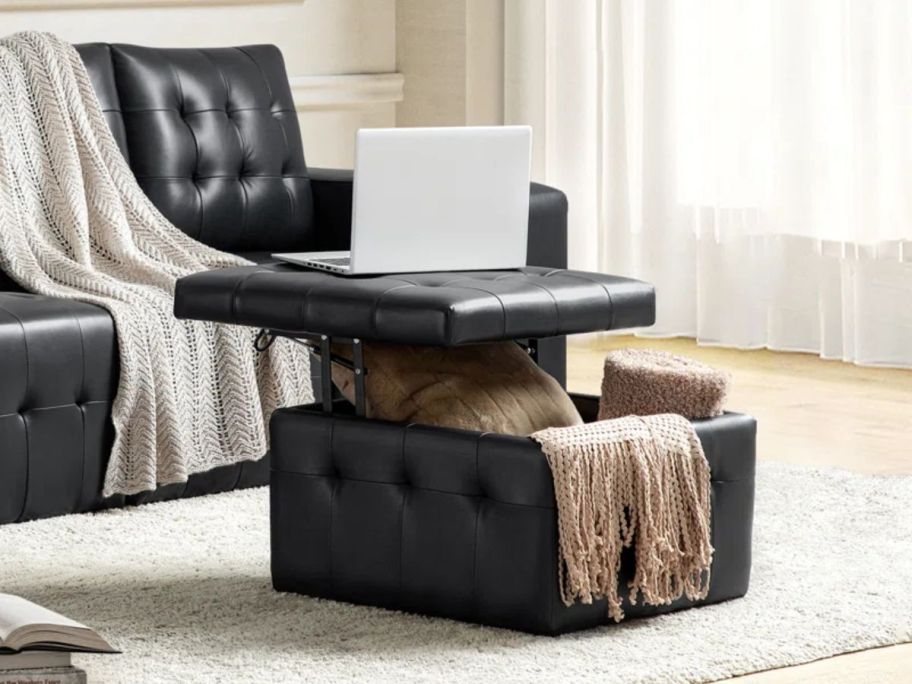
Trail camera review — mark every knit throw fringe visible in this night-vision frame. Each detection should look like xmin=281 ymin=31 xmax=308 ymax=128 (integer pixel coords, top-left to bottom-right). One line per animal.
xmin=0 ymin=32 xmax=313 ymax=496
xmin=531 ymin=414 xmax=713 ymax=622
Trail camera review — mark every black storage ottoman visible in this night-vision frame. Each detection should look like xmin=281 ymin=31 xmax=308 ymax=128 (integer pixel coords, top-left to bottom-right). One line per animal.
xmin=174 ymin=262 xmax=756 ymax=634
xmin=269 ymin=394 xmax=757 ymax=636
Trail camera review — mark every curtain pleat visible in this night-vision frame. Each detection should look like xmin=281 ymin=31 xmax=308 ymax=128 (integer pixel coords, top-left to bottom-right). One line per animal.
xmin=506 ymin=0 xmax=912 ymax=368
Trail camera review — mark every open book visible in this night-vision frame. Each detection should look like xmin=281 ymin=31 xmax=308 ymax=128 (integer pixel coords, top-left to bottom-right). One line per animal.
xmin=0 ymin=595 xmax=115 ymax=654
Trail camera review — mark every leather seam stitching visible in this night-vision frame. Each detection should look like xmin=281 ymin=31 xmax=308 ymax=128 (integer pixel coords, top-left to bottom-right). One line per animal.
xmin=327 ymin=418 xmax=337 ymax=595
xmin=237 ymin=47 xmax=276 ymax=106
xmin=0 ymin=400 xmax=111 ymax=418
xmin=370 ymin=283 xmax=417 ymax=337
xmin=136 ymin=175 xmax=309 ymax=181
xmin=167 ymin=59 xmax=206 ymax=242
xmin=549 ymin=506 xmax=557 ymax=633
xmin=230 ymin=463 xmax=245 ymax=491
xmin=273 ymin=470 xmax=554 ymax=510
xmin=119 ymin=106 xmax=296 ymax=115
xmin=204 ymin=50 xmax=251 ymax=248
xmin=471 ymin=435 xmax=482 ymax=622
xmin=236 ymin=46 xmax=294 ymax=158
xmin=70 ymin=310 xmax=88 ymax=510
xmin=235 ymin=47 xmax=296 ymax=210
xmin=0 ymin=301 xmax=32 ymax=522
xmin=398 ymin=426 xmax=408 ymax=601
xmin=444 ymin=283 xmax=508 ymax=339
xmin=549 ymin=272 xmax=615 ymax=328
xmin=228 ymin=272 xmax=252 ymax=325
xmin=505 ymin=278 xmax=562 ymax=337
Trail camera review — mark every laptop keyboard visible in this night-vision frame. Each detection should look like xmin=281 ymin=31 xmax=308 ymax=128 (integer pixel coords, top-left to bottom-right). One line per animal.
xmin=314 ymin=257 xmax=351 ymax=266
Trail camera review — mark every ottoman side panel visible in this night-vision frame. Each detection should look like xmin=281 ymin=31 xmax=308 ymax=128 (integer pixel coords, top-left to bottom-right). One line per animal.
xmin=399 ymin=424 xmax=484 ymax=621
xmin=271 ymin=408 xmax=413 ymax=607
xmin=473 ymin=500 xmax=559 ymax=633
xmin=330 ymin=479 xmax=407 ymax=606
xmin=271 ymin=472 xmax=334 ymax=596
xmin=695 ymin=412 xmax=757 ymax=602
xmin=474 ymin=435 xmax=564 ymax=634
xmin=400 ymin=489 xmax=479 ymax=621
xmin=270 ymin=408 xmax=337 ymax=595
xmin=707 ymin=477 xmax=755 ymax=602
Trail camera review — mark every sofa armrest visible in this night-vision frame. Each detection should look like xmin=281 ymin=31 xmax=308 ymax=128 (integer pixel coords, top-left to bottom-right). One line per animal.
xmin=526 ymin=182 xmax=568 ymax=269
xmin=525 ymin=182 xmax=569 ymax=386
xmin=310 ymin=167 xmax=354 ymax=251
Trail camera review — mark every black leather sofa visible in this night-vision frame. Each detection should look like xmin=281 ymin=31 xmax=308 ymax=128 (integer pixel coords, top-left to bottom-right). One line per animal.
xmin=0 ymin=43 xmax=571 ymax=524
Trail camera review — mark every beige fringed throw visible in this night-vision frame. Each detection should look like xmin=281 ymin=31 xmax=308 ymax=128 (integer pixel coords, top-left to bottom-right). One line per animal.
xmin=531 ymin=414 xmax=713 ymax=622
xmin=0 ymin=32 xmax=312 ymax=496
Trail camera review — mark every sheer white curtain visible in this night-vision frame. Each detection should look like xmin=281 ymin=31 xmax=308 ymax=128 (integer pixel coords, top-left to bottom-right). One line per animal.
xmin=506 ymin=0 xmax=912 ymax=367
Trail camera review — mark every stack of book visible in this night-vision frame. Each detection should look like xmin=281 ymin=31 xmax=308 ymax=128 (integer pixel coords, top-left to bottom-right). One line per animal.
xmin=0 ymin=594 xmax=116 ymax=684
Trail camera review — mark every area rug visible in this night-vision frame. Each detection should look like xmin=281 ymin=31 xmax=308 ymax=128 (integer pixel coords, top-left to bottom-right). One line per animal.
xmin=1 ymin=462 xmax=910 ymax=683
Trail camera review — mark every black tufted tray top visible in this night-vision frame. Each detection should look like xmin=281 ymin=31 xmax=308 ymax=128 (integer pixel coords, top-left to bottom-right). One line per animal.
xmin=174 ymin=264 xmax=655 ymax=345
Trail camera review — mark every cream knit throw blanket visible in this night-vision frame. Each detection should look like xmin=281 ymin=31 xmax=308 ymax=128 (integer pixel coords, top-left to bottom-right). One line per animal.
xmin=0 ymin=32 xmax=312 ymax=496
xmin=532 ymin=414 xmax=713 ymax=622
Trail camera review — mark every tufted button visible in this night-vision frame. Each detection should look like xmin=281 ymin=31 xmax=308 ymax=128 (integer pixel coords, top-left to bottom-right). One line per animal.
xmin=102 ymin=44 xmax=314 ymax=251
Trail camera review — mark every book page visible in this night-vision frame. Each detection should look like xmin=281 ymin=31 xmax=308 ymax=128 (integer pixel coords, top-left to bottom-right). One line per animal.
xmin=0 ymin=595 xmax=87 ymax=644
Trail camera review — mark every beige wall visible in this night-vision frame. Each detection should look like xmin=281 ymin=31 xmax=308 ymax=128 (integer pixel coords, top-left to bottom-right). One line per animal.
xmin=4 ymin=0 xmax=515 ymax=162
xmin=396 ymin=0 xmax=504 ymax=127
xmin=0 ymin=0 xmax=400 ymax=167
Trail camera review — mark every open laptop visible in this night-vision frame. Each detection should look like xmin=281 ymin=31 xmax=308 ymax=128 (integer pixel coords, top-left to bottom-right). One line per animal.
xmin=272 ymin=125 xmax=532 ymax=275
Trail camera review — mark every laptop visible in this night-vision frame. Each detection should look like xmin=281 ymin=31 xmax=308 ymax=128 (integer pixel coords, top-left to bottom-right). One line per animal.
xmin=272 ymin=125 xmax=532 ymax=275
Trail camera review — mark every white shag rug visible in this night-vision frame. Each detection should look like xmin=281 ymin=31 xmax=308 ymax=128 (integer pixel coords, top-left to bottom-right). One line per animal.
xmin=1 ymin=462 xmax=910 ymax=684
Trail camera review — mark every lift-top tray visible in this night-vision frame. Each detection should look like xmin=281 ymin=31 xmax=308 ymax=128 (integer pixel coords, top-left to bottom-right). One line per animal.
xmin=173 ymin=264 xmax=655 ymax=345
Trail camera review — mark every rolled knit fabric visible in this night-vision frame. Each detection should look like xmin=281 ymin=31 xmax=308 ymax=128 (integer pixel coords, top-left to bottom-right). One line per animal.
xmin=532 ymin=414 xmax=713 ymax=622
xmin=599 ymin=348 xmax=730 ymax=420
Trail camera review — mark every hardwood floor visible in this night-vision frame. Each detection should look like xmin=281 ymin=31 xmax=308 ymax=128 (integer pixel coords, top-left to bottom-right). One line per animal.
xmin=568 ymin=336 xmax=912 ymax=683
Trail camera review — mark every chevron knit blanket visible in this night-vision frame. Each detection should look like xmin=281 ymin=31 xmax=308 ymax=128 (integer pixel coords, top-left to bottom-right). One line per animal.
xmin=532 ymin=414 xmax=713 ymax=622
xmin=0 ymin=32 xmax=312 ymax=496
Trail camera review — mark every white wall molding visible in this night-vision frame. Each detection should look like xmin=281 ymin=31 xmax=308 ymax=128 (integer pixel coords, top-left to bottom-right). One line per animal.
xmin=290 ymin=72 xmax=404 ymax=112
xmin=0 ymin=0 xmax=301 ymax=9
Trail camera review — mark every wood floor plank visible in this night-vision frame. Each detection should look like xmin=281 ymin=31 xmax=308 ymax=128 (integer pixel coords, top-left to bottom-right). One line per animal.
xmin=568 ymin=336 xmax=912 ymax=683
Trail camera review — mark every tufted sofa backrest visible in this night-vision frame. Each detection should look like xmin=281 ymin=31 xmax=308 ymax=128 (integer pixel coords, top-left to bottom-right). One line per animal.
xmin=75 ymin=43 xmax=314 ymax=254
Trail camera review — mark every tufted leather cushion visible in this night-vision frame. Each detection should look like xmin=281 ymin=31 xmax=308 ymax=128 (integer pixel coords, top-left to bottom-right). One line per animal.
xmin=0 ymin=293 xmax=119 ymax=522
xmin=0 ymin=292 xmax=275 ymax=524
xmin=270 ymin=396 xmax=757 ymax=635
xmin=174 ymin=265 xmax=656 ymax=345
xmin=76 ymin=43 xmax=313 ymax=253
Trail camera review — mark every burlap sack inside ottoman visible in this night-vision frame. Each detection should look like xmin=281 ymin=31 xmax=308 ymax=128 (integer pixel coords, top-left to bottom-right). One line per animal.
xmin=598 ymin=348 xmax=730 ymax=420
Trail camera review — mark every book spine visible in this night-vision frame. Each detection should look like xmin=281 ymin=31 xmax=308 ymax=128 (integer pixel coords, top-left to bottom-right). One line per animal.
xmin=0 ymin=668 xmax=86 ymax=684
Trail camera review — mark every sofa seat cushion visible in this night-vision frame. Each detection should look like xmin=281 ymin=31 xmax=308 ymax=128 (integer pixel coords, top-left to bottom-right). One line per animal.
xmin=174 ymin=265 xmax=656 ymax=345
xmin=0 ymin=293 xmax=118 ymax=522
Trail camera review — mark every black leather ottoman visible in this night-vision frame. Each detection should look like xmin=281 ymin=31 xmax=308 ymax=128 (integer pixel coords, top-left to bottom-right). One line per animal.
xmin=174 ymin=264 xmax=756 ymax=634
xmin=269 ymin=395 xmax=756 ymax=635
